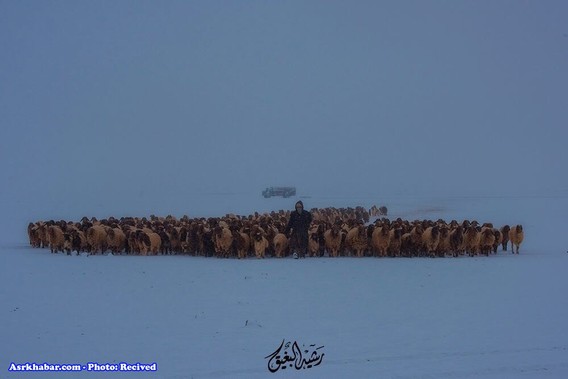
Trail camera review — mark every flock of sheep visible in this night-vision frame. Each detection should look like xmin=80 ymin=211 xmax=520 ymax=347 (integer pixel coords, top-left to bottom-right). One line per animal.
xmin=27 ymin=205 xmax=524 ymax=258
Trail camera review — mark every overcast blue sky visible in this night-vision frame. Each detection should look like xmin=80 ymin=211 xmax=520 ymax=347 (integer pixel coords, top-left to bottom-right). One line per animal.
xmin=1 ymin=1 xmax=567 ymax=231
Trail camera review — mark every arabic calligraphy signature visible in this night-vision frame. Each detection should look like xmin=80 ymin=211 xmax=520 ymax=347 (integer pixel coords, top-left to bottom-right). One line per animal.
xmin=264 ymin=339 xmax=286 ymax=373
xmin=265 ymin=340 xmax=325 ymax=373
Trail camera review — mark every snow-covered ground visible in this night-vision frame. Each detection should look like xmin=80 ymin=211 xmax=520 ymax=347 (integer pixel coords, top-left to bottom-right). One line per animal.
xmin=2 ymin=193 xmax=568 ymax=378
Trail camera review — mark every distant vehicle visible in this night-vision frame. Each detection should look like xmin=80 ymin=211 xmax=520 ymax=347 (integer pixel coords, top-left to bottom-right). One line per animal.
xmin=262 ymin=186 xmax=296 ymax=198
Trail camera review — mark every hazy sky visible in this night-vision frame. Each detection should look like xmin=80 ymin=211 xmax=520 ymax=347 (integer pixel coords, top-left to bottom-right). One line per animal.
xmin=1 ymin=1 xmax=567 ymax=229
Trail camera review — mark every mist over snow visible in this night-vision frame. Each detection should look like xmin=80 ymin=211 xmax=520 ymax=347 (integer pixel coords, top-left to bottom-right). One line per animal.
xmin=1 ymin=1 xmax=567 ymax=232
xmin=1 ymin=1 xmax=568 ymax=378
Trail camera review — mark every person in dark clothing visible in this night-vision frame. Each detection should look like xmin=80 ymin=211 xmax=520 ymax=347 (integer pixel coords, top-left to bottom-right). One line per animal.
xmin=285 ymin=200 xmax=312 ymax=258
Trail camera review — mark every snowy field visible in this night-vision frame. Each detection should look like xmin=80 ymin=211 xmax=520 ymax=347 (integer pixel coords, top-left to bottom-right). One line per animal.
xmin=2 ymin=193 xmax=568 ymax=379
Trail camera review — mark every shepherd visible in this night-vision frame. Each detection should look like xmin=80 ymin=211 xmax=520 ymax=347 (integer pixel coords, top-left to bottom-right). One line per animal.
xmin=285 ymin=200 xmax=312 ymax=259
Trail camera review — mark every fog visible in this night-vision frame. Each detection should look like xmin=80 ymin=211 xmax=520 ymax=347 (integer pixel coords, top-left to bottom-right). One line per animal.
xmin=1 ymin=1 xmax=567 ymax=242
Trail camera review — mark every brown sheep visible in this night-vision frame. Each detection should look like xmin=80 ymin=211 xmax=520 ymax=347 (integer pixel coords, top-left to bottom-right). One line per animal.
xmin=400 ymin=232 xmax=413 ymax=257
xmin=63 ymin=230 xmax=88 ymax=255
xmin=38 ymin=223 xmax=50 ymax=248
xmin=388 ymin=228 xmax=403 ymax=257
xmin=28 ymin=222 xmax=41 ymax=248
xmin=63 ymin=233 xmax=73 ymax=254
xmin=492 ymin=229 xmax=502 ymax=254
xmin=234 ymin=230 xmax=251 ymax=259
xmin=107 ymin=227 xmax=126 ymax=254
xmin=273 ymin=233 xmax=289 ymax=258
xmin=308 ymin=231 xmax=320 ymax=257
xmin=324 ymin=224 xmax=342 ymax=257
xmin=148 ymin=232 xmax=163 ymax=255
xmin=311 ymin=223 xmax=326 ymax=257
xmin=421 ymin=226 xmax=440 ymax=257
xmin=213 ymin=226 xmax=233 ymax=258
xmin=47 ymin=225 xmax=65 ymax=253
xmin=167 ymin=227 xmax=182 ymax=253
xmin=371 ymin=226 xmax=390 ymax=257
xmin=479 ymin=227 xmax=496 ymax=256
xmin=369 ymin=205 xmax=380 ymax=217
xmin=196 ymin=224 xmax=213 ymax=256
xmin=137 ymin=230 xmax=162 ymax=256
xmin=436 ymin=226 xmax=451 ymax=257
xmin=508 ymin=225 xmax=524 ymax=254
xmin=449 ymin=226 xmax=464 ymax=257
xmin=500 ymin=225 xmax=511 ymax=251
xmin=401 ymin=224 xmax=424 ymax=257
xmin=158 ymin=230 xmax=172 ymax=255
xmin=86 ymin=225 xmax=108 ymax=254
xmin=345 ymin=224 xmax=368 ymax=257
xmin=31 ymin=210 xmax=515 ymax=260
xmin=463 ymin=226 xmax=481 ymax=257
xmin=125 ymin=228 xmax=141 ymax=255
xmin=183 ymin=223 xmax=200 ymax=255
xmin=250 ymin=225 xmax=268 ymax=258
xmin=252 ymin=232 xmax=269 ymax=259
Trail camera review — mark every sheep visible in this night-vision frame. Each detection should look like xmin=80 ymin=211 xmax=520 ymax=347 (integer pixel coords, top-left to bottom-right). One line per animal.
xmin=369 ymin=205 xmax=380 ymax=217
xmin=308 ymin=231 xmax=320 ymax=257
xmin=436 ymin=225 xmax=451 ymax=257
xmin=324 ymin=224 xmax=342 ymax=257
xmin=107 ymin=227 xmax=126 ymax=254
xmin=273 ymin=233 xmax=289 ymax=258
xmin=137 ymin=230 xmax=162 ymax=256
xmin=73 ymin=230 xmax=88 ymax=254
xmin=167 ymin=227 xmax=182 ymax=254
xmin=86 ymin=225 xmax=108 ymax=254
xmin=401 ymin=224 xmax=424 ymax=257
xmin=508 ymin=225 xmax=524 ymax=254
xmin=178 ymin=226 xmax=189 ymax=253
xmin=371 ymin=225 xmax=390 ymax=257
xmin=33 ymin=222 xmax=49 ymax=249
xmin=125 ymin=228 xmax=141 ymax=255
xmin=63 ymin=230 xmax=87 ymax=255
xmin=369 ymin=205 xmax=388 ymax=216
xmin=28 ymin=222 xmax=41 ymax=248
xmin=30 ymin=210 xmax=522 ymax=261
xmin=500 ymin=225 xmax=511 ymax=251
xmin=158 ymin=230 xmax=172 ymax=255
xmin=196 ymin=224 xmax=214 ymax=257
xmin=213 ymin=226 xmax=233 ymax=258
xmin=492 ymin=229 xmax=502 ymax=254
xmin=47 ymin=225 xmax=65 ymax=253
xmin=400 ymin=233 xmax=413 ymax=257
xmin=63 ymin=233 xmax=73 ymax=255
xmin=449 ymin=226 xmax=464 ymax=257
xmin=388 ymin=228 xmax=403 ymax=257
xmin=260 ymin=222 xmax=277 ymax=256
xmin=252 ymin=229 xmax=269 ymax=259
xmin=345 ymin=224 xmax=368 ymax=257
xmin=463 ymin=226 xmax=481 ymax=257
xmin=311 ymin=223 xmax=327 ymax=257
xmin=479 ymin=227 xmax=496 ymax=256
xmin=421 ymin=226 xmax=440 ymax=257
xmin=234 ymin=230 xmax=251 ymax=259
xmin=183 ymin=223 xmax=200 ymax=255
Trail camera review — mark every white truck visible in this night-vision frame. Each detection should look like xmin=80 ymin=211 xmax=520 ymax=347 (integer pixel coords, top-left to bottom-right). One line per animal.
xmin=262 ymin=186 xmax=296 ymax=198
